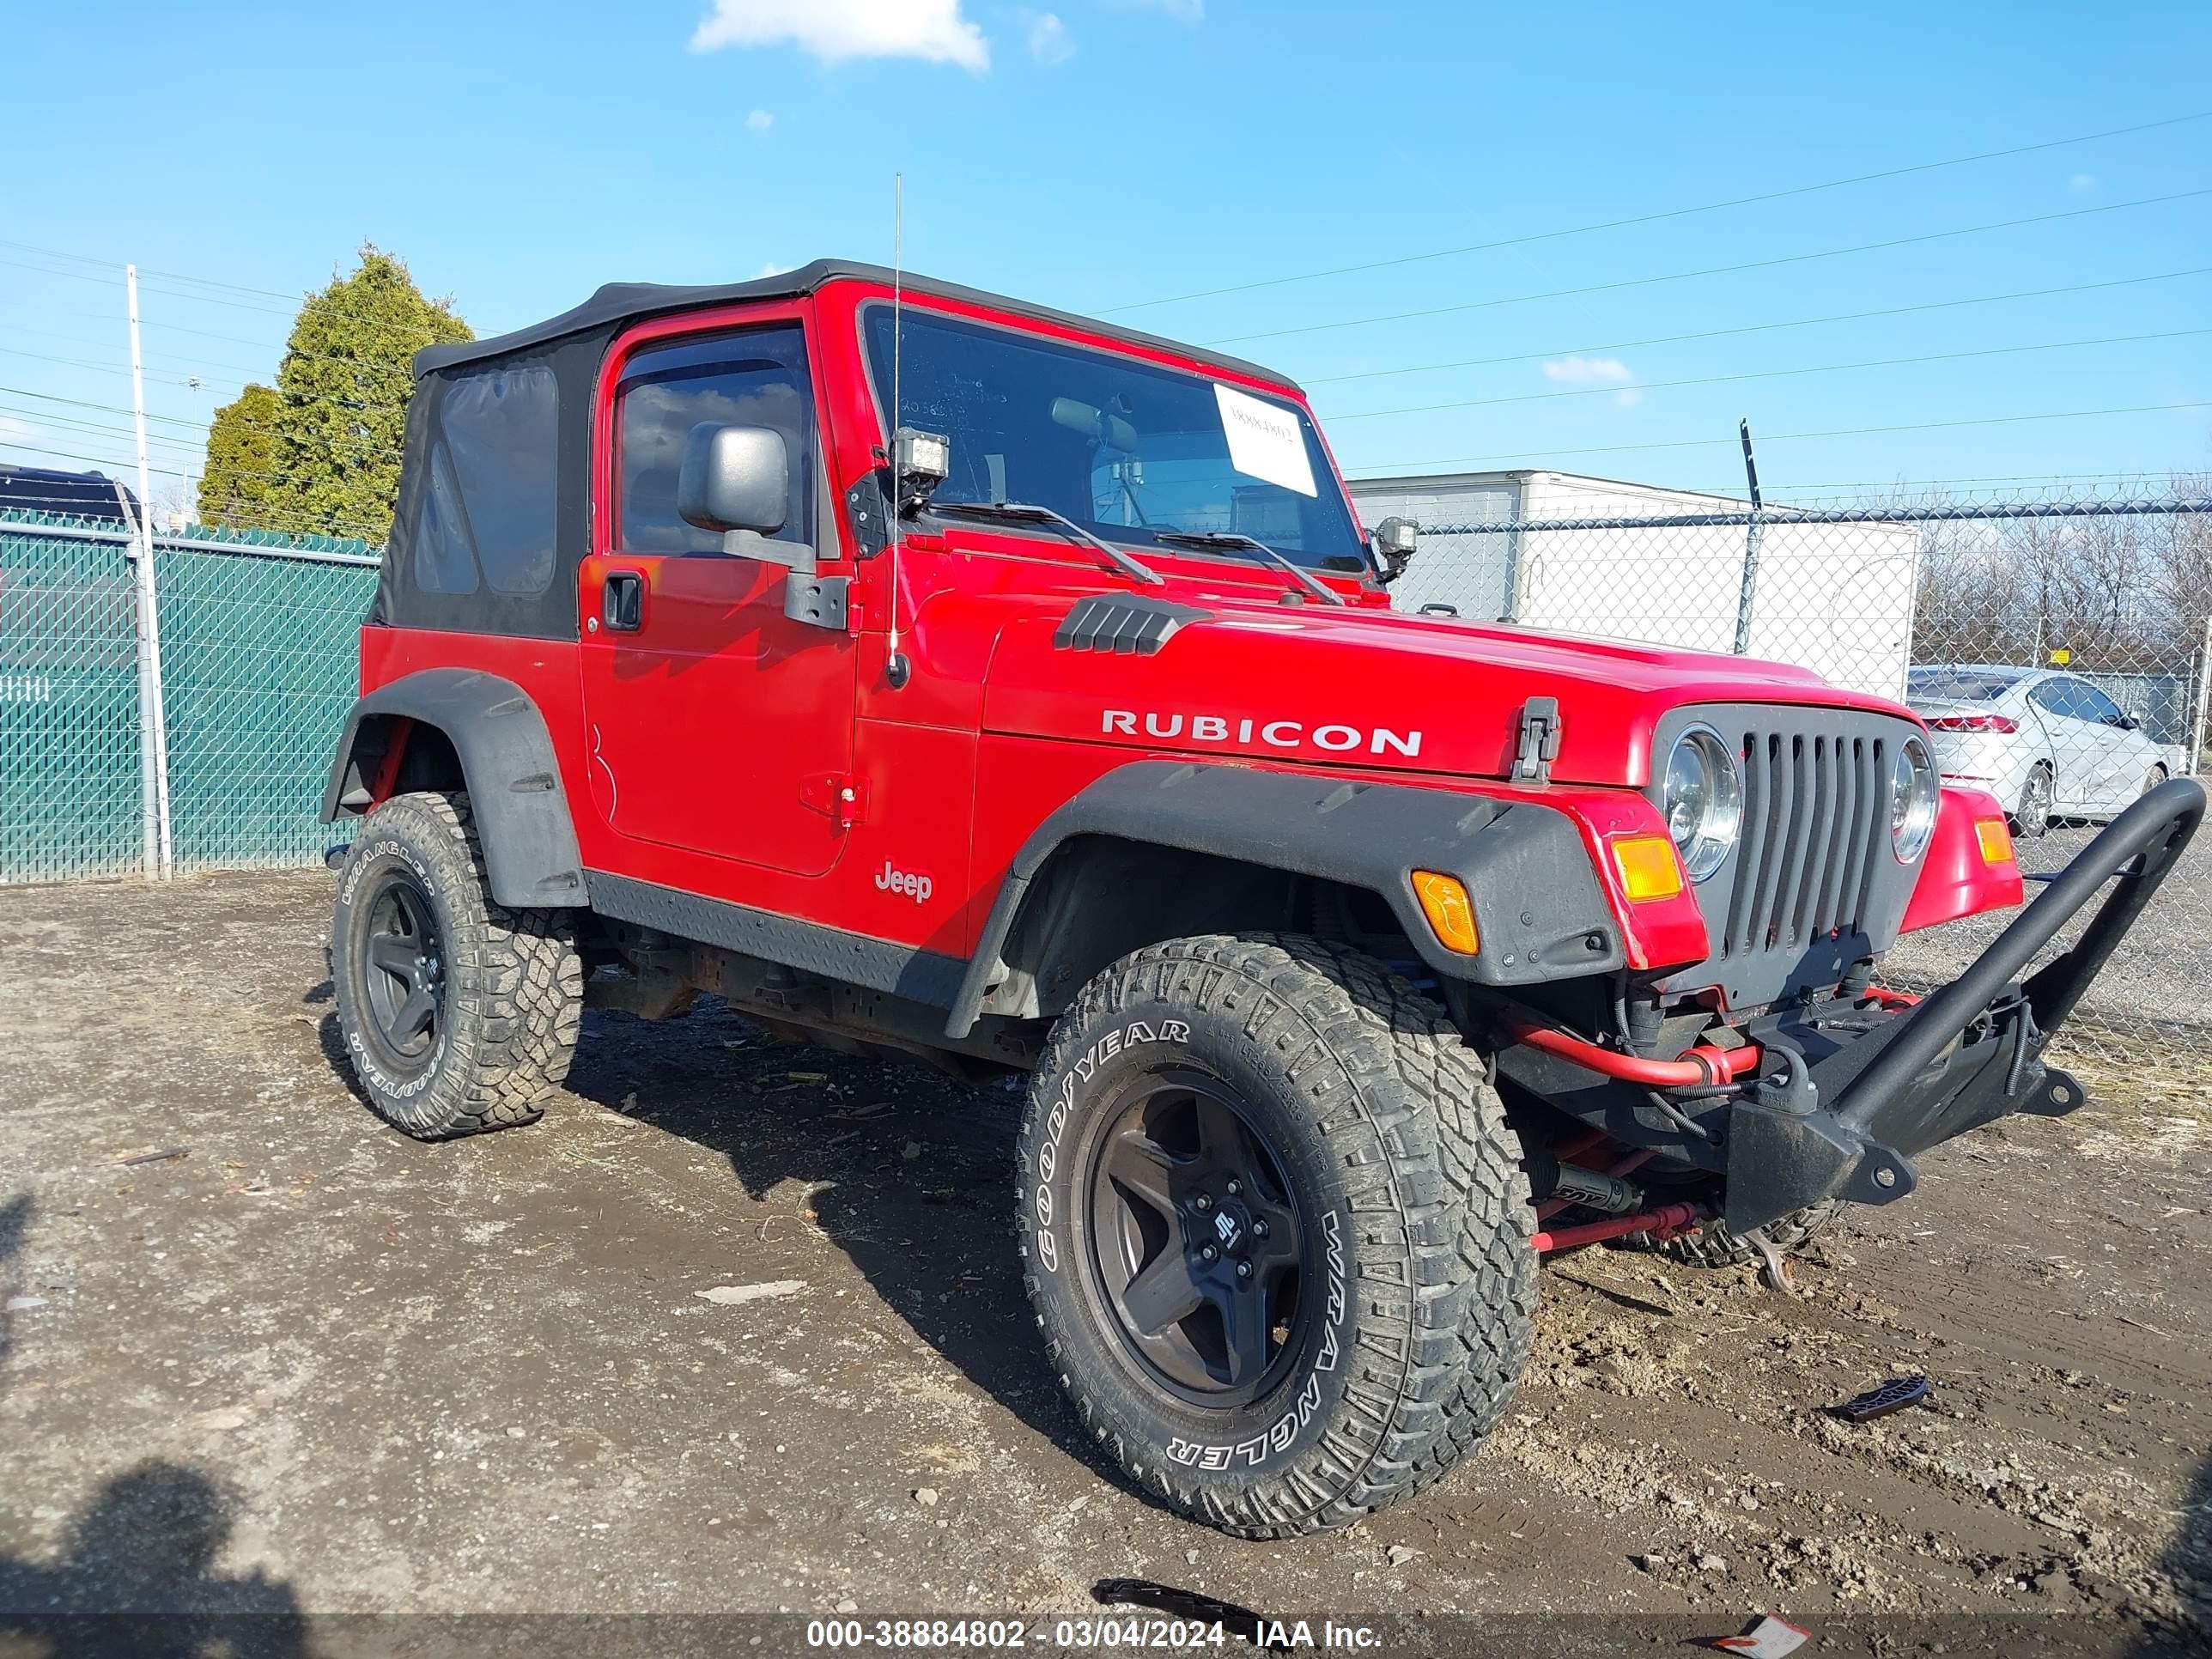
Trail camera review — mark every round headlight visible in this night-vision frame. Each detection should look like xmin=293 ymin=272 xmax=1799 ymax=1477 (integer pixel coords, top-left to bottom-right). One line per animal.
xmin=1891 ymin=736 xmax=1939 ymax=862
xmin=1662 ymin=726 xmax=1741 ymax=884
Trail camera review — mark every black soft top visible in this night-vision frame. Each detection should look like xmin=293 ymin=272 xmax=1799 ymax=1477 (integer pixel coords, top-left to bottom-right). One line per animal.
xmin=416 ymin=258 xmax=1295 ymax=390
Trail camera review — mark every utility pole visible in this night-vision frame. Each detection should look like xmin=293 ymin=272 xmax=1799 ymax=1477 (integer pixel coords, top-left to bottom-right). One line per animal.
xmin=1732 ymin=418 xmax=1764 ymax=656
xmin=125 ymin=264 xmax=173 ymax=878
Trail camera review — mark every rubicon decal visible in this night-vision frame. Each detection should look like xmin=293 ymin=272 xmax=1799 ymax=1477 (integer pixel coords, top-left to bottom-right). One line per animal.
xmin=1102 ymin=709 xmax=1423 ymax=757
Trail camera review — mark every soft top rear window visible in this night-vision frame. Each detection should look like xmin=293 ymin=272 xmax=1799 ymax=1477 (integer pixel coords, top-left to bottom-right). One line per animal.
xmin=406 ymin=362 xmax=561 ymax=598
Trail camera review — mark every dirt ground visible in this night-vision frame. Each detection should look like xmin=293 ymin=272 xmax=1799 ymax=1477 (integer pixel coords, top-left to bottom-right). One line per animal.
xmin=2 ymin=871 xmax=2209 ymax=1656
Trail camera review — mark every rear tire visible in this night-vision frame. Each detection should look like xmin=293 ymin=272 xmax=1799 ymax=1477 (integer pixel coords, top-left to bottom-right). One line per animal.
xmin=1016 ymin=933 xmax=1534 ymax=1538
xmin=2013 ymin=764 xmax=2053 ymax=840
xmin=331 ymin=790 xmax=583 ymax=1139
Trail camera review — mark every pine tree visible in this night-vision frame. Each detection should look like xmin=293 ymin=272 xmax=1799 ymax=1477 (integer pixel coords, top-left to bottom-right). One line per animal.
xmin=195 ymin=382 xmax=283 ymax=530
xmin=240 ymin=245 xmax=472 ymax=543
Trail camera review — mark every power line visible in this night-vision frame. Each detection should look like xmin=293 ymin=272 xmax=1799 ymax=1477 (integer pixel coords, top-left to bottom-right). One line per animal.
xmin=0 ymin=386 xmax=216 ymax=431
xmin=1108 ymin=108 xmax=2212 ymax=313
xmin=0 ymin=237 xmax=306 ymax=301
xmin=1302 ymin=266 xmax=2212 ymax=387
xmin=1341 ymin=401 xmax=2212 ymax=476
xmin=1207 ymin=188 xmax=2212 ymax=346
xmin=1322 ymin=327 xmax=2212 ymax=423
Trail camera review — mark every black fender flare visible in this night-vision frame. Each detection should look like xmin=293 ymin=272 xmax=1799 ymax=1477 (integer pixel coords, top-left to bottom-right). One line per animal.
xmin=321 ymin=668 xmax=586 ymax=908
xmin=945 ymin=760 xmax=1626 ymax=1038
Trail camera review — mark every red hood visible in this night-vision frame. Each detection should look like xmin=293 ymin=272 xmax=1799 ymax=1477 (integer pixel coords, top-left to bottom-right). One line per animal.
xmin=980 ymin=595 xmax=1913 ymax=787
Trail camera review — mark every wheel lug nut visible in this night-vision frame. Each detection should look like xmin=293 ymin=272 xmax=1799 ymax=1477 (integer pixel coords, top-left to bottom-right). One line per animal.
xmin=1225 ymin=1179 xmax=1242 ymax=1196
xmin=1253 ymin=1220 xmax=1269 ymax=1238
xmin=1194 ymin=1194 xmax=1212 ymax=1212
xmin=1236 ymin=1261 xmax=1253 ymax=1279
xmin=1200 ymin=1244 xmax=1218 ymax=1262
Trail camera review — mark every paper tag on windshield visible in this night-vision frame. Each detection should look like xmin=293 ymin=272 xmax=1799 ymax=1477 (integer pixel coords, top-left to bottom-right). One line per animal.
xmin=1214 ymin=383 xmax=1316 ymax=497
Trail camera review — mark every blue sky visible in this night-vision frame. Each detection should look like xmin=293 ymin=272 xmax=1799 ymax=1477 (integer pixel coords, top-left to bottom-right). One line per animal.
xmin=3 ymin=0 xmax=2207 ymax=509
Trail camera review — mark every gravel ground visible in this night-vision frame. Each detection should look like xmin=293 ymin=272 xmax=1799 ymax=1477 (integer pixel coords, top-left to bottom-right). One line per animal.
xmin=2 ymin=871 xmax=2209 ymax=1656
xmin=1888 ymin=817 xmax=2212 ymax=1050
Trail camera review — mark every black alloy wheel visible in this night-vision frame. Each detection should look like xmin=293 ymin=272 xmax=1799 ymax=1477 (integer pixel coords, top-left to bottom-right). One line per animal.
xmin=1086 ymin=1073 xmax=1306 ymax=1407
xmin=356 ymin=868 xmax=447 ymax=1074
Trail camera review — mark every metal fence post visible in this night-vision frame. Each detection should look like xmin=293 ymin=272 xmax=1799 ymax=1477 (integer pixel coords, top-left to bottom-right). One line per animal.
xmin=2192 ymin=616 xmax=2212 ymax=775
xmin=1731 ymin=419 xmax=1763 ymax=655
xmin=125 ymin=263 xmax=173 ymax=878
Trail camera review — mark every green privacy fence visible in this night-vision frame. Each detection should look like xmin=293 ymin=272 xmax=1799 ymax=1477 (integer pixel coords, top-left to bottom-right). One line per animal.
xmin=0 ymin=509 xmax=377 ymax=884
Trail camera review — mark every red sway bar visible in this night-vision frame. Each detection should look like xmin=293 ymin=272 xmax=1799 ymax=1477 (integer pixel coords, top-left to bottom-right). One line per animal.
xmin=1532 ymin=1200 xmax=1705 ymax=1255
xmin=1505 ymin=1016 xmax=1761 ymax=1088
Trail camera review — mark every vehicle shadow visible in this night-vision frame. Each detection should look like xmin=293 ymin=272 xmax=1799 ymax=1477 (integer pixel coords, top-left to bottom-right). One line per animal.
xmin=560 ymin=999 xmax=1139 ymax=1498
xmin=2135 ymin=1450 xmax=2211 ymax=1656
xmin=0 ymin=1462 xmax=307 ymax=1657
xmin=0 ymin=1191 xmax=29 ymax=1389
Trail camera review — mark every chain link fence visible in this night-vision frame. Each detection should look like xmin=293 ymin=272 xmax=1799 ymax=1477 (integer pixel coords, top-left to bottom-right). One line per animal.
xmin=1353 ymin=477 xmax=2212 ymax=1061
xmin=11 ymin=483 xmax=2212 ymax=1063
xmin=0 ymin=508 xmax=375 ymax=885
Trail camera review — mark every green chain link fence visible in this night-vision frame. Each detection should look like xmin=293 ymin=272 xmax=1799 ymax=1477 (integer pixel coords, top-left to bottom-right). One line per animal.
xmin=0 ymin=509 xmax=376 ymax=884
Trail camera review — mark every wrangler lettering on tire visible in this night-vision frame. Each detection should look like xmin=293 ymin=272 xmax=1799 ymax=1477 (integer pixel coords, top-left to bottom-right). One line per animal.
xmin=1015 ymin=933 xmax=1534 ymax=1537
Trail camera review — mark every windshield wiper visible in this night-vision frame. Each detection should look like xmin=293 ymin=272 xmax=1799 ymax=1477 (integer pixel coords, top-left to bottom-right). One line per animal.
xmin=929 ymin=500 xmax=1163 ymax=587
xmin=1149 ymin=530 xmax=1347 ymax=607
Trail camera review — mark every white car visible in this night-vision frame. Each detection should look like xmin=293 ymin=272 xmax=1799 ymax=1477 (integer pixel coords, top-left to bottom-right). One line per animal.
xmin=1905 ymin=665 xmax=2171 ymax=837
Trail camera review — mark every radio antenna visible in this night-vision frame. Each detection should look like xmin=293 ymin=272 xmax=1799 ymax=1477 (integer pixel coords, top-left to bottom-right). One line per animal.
xmin=884 ymin=173 xmax=912 ymax=689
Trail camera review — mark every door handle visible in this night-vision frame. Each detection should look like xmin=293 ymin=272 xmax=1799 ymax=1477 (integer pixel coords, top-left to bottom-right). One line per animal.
xmin=603 ymin=571 xmax=644 ymax=632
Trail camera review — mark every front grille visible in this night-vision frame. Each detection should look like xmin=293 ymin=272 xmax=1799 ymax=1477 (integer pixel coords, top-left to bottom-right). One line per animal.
xmin=1654 ymin=704 xmax=1921 ymax=1008
xmin=1723 ymin=728 xmax=1888 ymax=957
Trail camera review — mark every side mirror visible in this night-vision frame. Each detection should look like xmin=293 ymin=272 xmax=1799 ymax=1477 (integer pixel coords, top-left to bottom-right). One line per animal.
xmin=1372 ymin=516 xmax=1418 ymax=585
xmin=678 ymin=422 xmax=811 ymax=569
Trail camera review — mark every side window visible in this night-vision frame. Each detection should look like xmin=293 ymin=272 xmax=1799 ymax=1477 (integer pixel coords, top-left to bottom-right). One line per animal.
xmin=616 ymin=325 xmax=815 ymax=556
xmin=2029 ymin=680 xmax=2073 ymax=718
xmin=407 ymin=362 xmax=561 ymax=596
xmin=2077 ymin=683 xmax=2128 ymax=726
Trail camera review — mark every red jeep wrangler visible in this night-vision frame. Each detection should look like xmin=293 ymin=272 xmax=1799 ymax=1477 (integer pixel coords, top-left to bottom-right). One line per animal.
xmin=322 ymin=259 xmax=2201 ymax=1537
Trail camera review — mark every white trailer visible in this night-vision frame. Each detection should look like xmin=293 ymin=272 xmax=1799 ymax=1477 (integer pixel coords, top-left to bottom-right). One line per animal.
xmin=1348 ymin=469 xmax=1923 ymax=700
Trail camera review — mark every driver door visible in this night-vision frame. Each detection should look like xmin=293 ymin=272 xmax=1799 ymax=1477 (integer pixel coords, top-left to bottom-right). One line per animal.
xmin=578 ymin=317 xmax=855 ymax=878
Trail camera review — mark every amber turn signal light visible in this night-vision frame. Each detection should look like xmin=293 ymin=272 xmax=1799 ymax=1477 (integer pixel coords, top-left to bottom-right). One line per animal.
xmin=1610 ymin=835 xmax=1686 ymax=902
xmin=1975 ymin=817 xmax=2014 ymax=865
xmin=1411 ymin=870 xmax=1480 ymax=954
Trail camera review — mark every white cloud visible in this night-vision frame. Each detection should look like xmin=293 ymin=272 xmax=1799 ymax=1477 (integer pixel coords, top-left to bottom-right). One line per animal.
xmin=2069 ymin=172 xmax=2099 ymax=192
xmin=758 ymin=259 xmax=790 ymax=277
xmin=1613 ymin=387 xmax=1644 ymax=409
xmin=1542 ymin=356 xmax=1634 ymax=386
xmin=747 ymin=108 xmax=775 ymax=131
xmin=1021 ymin=9 xmax=1073 ymax=64
xmin=0 ymin=416 xmax=40 ymax=447
xmin=1115 ymin=0 xmax=1203 ymax=18
xmin=690 ymin=0 xmax=989 ymax=72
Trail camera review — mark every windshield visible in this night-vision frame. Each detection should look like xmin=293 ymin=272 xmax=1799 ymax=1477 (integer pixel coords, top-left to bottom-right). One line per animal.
xmin=862 ymin=307 xmax=1370 ymax=572
xmin=1907 ymin=667 xmax=2029 ymax=702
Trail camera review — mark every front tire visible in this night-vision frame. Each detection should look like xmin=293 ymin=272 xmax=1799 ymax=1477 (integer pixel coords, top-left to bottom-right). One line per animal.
xmin=1016 ymin=934 xmax=1534 ymax=1537
xmin=331 ymin=790 xmax=583 ymax=1139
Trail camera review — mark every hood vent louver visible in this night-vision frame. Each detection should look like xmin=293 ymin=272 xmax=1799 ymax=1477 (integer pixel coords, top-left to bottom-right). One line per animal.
xmin=1053 ymin=595 xmax=1212 ymax=656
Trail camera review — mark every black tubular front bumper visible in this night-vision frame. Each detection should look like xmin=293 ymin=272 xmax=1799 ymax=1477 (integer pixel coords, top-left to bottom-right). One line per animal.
xmin=1721 ymin=776 xmax=2206 ymax=1233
